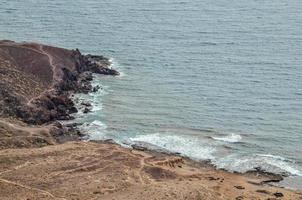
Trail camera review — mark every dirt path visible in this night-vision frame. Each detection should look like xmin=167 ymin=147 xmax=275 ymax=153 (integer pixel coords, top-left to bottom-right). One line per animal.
xmin=26 ymin=45 xmax=58 ymax=106
xmin=0 ymin=178 xmax=65 ymax=200
xmin=37 ymin=45 xmax=56 ymax=80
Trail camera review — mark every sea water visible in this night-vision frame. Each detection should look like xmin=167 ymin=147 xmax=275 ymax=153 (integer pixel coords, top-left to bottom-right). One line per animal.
xmin=1 ymin=0 xmax=302 ymax=188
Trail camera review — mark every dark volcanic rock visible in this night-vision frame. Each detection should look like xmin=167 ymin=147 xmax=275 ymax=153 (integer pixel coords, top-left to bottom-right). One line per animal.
xmin=92 ymin=85 xmax=101 ymax=92
xmin=83 ymin=107 xmax=91 ymax=114
xmin=81 ymin=102 xmax=92 ymax=107
xmin=0 ymin=40 xmax=118 ymax=126
xmin=85 ymin=54 xmax=119 ymax=76
xmin=234 ymin=186 xmax=245 ymax=190
xmin=273 ymin=192 xmax=284 ymax=198
xmin=132 ymin=144 xmax=148 ymax=151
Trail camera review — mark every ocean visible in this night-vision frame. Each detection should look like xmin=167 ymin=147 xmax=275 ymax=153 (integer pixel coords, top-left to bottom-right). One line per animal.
xmin=1 ymin=0 xmax=302 ymax=188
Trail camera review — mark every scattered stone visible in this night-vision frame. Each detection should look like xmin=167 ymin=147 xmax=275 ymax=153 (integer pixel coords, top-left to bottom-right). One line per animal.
xmin=207 ymin=176 xmax=219 ymax=181
xmin=234 ymin=186 xmax=245 ymax=190
xmin=104 ymin=139 xmax=117 ymax=144
xmin=83 ymin=107 xmax=91 ymax=114
xmin=273 ymin=192 xmax=284 ymax=198
xmin=92 ymin=85 xmax=101 ymax=92
xmin=52 ymin=121 xmax=63 ymax=129
xmin=131 ymin=144 xmax=147 ymax=151
xmin=81 ymin=102 xmax=92 ymax=107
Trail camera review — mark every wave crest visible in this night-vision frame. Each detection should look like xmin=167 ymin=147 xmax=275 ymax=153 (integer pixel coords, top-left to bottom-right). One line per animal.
xmin=212 ymin=133 xmax=242 ymax=143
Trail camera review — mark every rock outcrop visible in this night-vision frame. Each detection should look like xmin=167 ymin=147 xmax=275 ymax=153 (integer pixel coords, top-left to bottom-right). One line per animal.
xmin=0 ymin=40 xmax=118 ymax=125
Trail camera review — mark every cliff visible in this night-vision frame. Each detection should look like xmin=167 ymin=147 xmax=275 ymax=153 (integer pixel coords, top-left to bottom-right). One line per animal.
xmin=0 ymin=40 xmax=118 ymax=125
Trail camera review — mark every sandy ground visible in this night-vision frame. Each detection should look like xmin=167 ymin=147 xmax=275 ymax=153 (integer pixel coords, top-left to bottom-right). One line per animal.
xmin=0 ymin=136 xmax=301 ymax=200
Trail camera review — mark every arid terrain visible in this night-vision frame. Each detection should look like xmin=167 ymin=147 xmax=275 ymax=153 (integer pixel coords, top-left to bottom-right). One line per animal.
xmin=0 ymin=40 xmax=301 ymax=200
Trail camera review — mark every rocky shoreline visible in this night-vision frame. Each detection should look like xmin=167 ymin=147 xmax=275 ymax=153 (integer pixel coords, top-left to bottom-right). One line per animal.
xmin=0 ymin=40 xmax=301 ymax=200
xmin=0 ymin=40 xmax=118 ymax=144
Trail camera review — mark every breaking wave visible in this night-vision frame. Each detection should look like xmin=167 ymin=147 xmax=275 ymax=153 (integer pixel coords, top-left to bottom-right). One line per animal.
xmin=212 ymin=133 xmax=242 ymax=143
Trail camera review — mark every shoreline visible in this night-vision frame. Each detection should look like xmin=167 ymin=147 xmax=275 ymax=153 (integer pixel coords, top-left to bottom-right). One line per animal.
xmin=0 ymin=40 xmax=301 ymax=199
xmin=97 ymin=137 xmax=302 ymax=191
xmin=1 ymin=137 xmax=302 ymax=200
xmin=72 ymin=75 xmax=302 ymax=191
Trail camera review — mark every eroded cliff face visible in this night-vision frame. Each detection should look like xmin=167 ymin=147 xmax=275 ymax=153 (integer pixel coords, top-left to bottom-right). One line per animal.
xmin=0 ymin=40 xmax=118 ymax=125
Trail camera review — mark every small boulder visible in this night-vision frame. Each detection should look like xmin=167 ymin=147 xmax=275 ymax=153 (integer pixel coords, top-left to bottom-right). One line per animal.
xmin=273 ymin=192 xmax=284 ymax=198
xmin=83 ymin=107 xmax=91 ymax=114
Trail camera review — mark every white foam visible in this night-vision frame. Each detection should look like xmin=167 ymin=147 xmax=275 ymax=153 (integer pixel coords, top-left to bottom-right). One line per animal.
xmin=109 ymin=57 xmax=126 ymax=77
xmin=257 ymin=154 xmax=302 ymax=176
xmin=214 ymin=154 xmax=302 ymax=176
xmin=130 ymin=133 xmax=215 ymax=160
xmin=212 ymin=133 xmax=242 ymax=143
xmin=88 ymin=78 xmax=109 ymax=111
xmin=117 ymin=71 xmax=126 ymax=77
xmin=79 ymin=120 xmax=108 ymax=139
xmin=90 ymin=120 xmax=107 ymax=129
xmin=108 ymin=58 xmax=113 ymax=65
xmin=256 ymin=154 xmax=289 ymax=162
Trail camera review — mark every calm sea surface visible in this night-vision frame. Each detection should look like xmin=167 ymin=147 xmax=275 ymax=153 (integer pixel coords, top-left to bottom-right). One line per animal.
xmin=1 ymin=0 xmax=302 ymax=187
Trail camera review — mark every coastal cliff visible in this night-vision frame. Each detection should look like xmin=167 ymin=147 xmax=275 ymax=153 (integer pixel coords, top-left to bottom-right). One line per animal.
xmin=0 ymin=41 xmax=301 ymax=200
xmin=0 ymin=40 xmax=118 ymax=125
xmin=0 ymin=40 xmax=118 ymax=147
